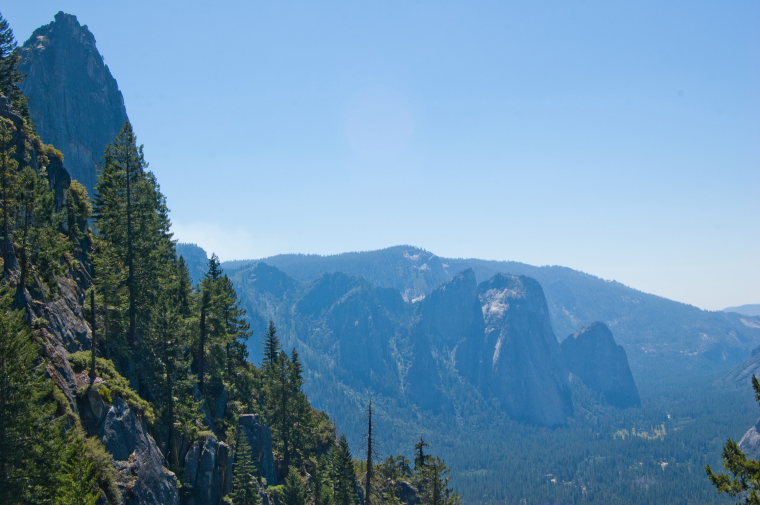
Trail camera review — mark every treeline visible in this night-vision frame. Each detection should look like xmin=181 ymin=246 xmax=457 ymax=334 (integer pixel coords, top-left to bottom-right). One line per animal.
xmin=0 ymin=11 xmax=459 ymax=505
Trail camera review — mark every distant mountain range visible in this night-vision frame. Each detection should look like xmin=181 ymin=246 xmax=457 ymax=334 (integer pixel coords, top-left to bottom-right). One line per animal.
xmin=175 ymin=242 xmax=760 ymax=421
xmin=724 ymin=304 xmax=760 ymax=317
xmin=218 ymin=245 xmax=760 ymax=385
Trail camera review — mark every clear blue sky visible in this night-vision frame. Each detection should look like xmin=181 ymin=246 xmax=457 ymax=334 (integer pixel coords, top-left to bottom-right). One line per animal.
xmin=5 ymin=1 xmax=759 ymax=310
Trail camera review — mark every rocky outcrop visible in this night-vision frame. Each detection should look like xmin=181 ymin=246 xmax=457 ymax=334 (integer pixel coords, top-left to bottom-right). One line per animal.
xmin=239 ymin=414 xmax=278 ymax=486
xmin=464 ymin=274 xmax=573 ymax=426
xmin=183 ymin=436 xmax=232 ymax=505
xmin=79 ymin=391 xmax=180 ymax=505
xmin=739 ymin=419 xmax=760 ymax=459
xmin=232 ymin=261 xmax=576 ymax=426
xmin=176 ymin=243 xmax=209 ymax=286
xmin=561 ymin=322 xmax=641 ymax=408
xmin=20 ymin=11 xmax=129 ymax=195
xmin=722 ymin=345 xmax=760 ymax=389
xmin=406 ymin=269 xmax=482 ymax=412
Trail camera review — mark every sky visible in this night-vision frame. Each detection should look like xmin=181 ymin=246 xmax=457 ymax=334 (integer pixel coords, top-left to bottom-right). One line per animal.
xmin=4 ymin=1 xmax=759 ymax=310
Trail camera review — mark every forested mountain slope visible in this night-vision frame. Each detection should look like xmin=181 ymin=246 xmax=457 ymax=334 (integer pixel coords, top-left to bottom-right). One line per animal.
xmin=2 ymin=12 xmax=456 ymax=505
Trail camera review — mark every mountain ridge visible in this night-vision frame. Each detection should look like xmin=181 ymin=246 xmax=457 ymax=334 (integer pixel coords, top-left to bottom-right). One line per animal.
xmin=215 ymin=244 xmax=760 ymax=383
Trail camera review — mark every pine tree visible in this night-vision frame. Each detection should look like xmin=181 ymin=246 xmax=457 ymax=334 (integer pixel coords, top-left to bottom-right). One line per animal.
xmin=263 ymin=320 xmax=281 ymax=370
xmin=89 ymin=288 xmax=97 ymax=384
xmin=94 ymin=121 xmax=173 ymax=350
xmin=0 ymin=290 xmax=59 ymax=503
xmin=707 ymin=375 xmax=760 ymax=505
xmin=94 ymin=121 xmax=175 ymax=390
xmin=365 ymin=400 xmax=375 ymax=505
xmin=230 ymin=428 xmax=262 ymax=505
xmin=57 ymin=435 xmax=101 ymax=505
xmin=64 ymin=180 xmax=91 ymax=259
xmin=0 ymin=12 xmax=29 ymax=118
xmin=15 ymin=164 xmax=65 ymax=294
xmin=285 ymin=348 xmax=311 ymax=472
xmin=414 ymin=437 xmax=429 ymax=470
xmin=283 ymin=468 xmax=307 ymax=505
xmin=412 ymin=440 xmax=460 ymax=505
xmin=0 ymin=117 xmax=19 ymax=276
xmin=332 ymin=435 xmax=359 ymax=505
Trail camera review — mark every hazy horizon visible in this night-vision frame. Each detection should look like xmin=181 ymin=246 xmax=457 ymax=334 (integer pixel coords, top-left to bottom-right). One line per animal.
xmin=6 ymin=1 xmax=759 ymax=311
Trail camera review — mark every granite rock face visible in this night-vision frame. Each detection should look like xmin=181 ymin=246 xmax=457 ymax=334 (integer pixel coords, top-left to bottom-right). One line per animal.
xmin=467 ymin=274 xmax=573 ymax=426
xmin=238 ymin=414 xmax=278 ymax=486
xmin=231 ymin=262 xmax=576 ymax=427
xmin=80 ymin=392 xmax=180 ymax=505
xmin=183 ymin=436 xmax=232 ymax=505
xmin=406 ymin=269 xmax=482 ymax=412
xmin=739 ymin=419 xmax=760 ymax=459
xmin=20 ymin=11 xmax=129 ymax=195
xmin=561 ymin=322 xmax=641 ymax=408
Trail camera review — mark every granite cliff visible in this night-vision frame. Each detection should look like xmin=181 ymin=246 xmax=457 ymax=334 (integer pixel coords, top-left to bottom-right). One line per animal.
xmin=20 ymin=11 xmax=128 ymax=195
xmin=561 ymin=322 xmax=640 ymax=408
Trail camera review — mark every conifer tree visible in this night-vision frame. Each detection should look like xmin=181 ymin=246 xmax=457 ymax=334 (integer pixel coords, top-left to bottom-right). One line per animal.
xmin=89 ymin=288 xmax=97 ymax=384
xmin=94 ymin=121 xmax=173 ymax=351
xmin=707 ymin=375 xmax=760 ymax=505
xmin=412 ymin=440 xmax=460 ymax=505
xmin=0 ymin=118 xmax=19 ymax=276
xmin=263 ymin=320 xmax=281 ymax=370
xmin=283 ymin=468 xmax=307 ymax=505
xmin=57 ymin=435 xmax=101 ymax=505
xmin=94 ymin=121 xmax=174 ymax=392
xmin=0 ymin=12 xmax=28 ymax=118
xmin=332 ymin=435 xmax=359 ymax=505
xmin=64 ymin=180 xmax=91 ymax=258
xmin=365 ymin=400 xmax=375 ymax=505
xmin=230 ymin=428 xmax=262 ymax=505
xmin=15 ymin=165 xmax=64 ymax=294
xmin=0 ymin=290 xmax=63 ymax=503
xmin=415 ymin=437 xmax=429 ymax=470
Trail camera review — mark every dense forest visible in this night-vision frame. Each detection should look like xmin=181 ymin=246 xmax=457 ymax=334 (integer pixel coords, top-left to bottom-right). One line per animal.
xmin=0 ymin=13 xmax=459 ymax=505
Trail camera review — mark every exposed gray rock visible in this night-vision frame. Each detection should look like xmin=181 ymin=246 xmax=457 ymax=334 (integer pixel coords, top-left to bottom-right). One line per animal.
xmin=561 ymin=322 xmax=641 ymax=408
xmin=183 ymin=436 xmax=232 ymax=505
xmin=396 ymin=480 xmax=421 ymax=505
xmin=739 ymin=419 xmax=760 ymax=459
xmin=80 ymin=393 xmax=179 ymax=505
xmin=232 ymin=262 xmax=576 ymax=427
xmin=407 ymin=269 xmax=482 ymax=412
xmin=465 ymin=274 xmax=573 ymax=426
xmin=721 ymin=344 xmax=760 ymax=389
xmin=176 ymin=243 xmax=209 ymax=286
xmin=20 ymin=11 xmax=129 ymax=196
xmin=238 ymin=414 xmax=278 ymax=486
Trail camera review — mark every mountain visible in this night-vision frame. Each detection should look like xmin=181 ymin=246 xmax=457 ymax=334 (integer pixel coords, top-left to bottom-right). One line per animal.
xmin=724 ymin=304 xmax=760 ymax=317
xmin=222 ymin=253 xmax=758 ymax=504
xmin=224 ymin=245 xmax=760 ymax=384
xmin=19 ymin=11 xmax=129 ymax=195
xmin=561 ymin=322 xmax=640 ymax=408
xmin=176 ymin=242 xmax=209 ymax=285
xmin=466 ymin=274 xmax=573 ymax=425
xmin=228 ymin=261 xmax=627 ymax=429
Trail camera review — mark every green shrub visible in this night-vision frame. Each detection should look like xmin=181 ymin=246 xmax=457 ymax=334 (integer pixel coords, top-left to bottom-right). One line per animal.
xmin=69 ymin=351 xmax=156 ymax=424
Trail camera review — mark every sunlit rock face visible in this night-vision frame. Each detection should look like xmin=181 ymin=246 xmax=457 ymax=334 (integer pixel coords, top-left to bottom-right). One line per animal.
xmin=20 ymin=11 xmax=129 ymax=195
xmin=467 ymin=274 xmax=573 ymax=426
